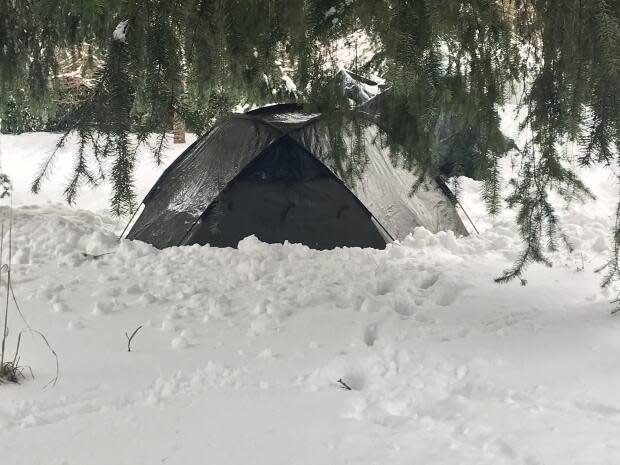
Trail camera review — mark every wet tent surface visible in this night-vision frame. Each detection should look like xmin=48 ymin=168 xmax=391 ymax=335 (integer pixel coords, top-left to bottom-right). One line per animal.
xmin=127 ymin=117 xmax=280 ymax=248
xmin=184 ymin=137 xmax=387 ymax=249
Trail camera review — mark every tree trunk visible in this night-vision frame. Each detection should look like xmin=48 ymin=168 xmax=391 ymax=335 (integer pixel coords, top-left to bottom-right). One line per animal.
xmin=173 ymin=112 xmax=186 ymax=144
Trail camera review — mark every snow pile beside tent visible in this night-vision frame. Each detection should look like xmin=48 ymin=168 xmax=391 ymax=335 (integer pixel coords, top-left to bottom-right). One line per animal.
xmin=0 ymin=133 xmax=620 ymax=464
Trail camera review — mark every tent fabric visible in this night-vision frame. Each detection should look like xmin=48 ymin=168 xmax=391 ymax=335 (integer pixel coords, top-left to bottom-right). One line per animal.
xmin=127 ymin=103 xmax=468 ymax=250
xmin=291 ymin=117 xmax=468 ymax=239
xmin=183 ymin=135 xmax=388 ymax=249
xmin=128 ymin=117 xmax=281 ymax=248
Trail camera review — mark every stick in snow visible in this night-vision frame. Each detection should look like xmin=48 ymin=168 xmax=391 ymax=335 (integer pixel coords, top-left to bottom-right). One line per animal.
xmin=125 ymin=325 xmax=143 ymax=352
xmin=81 ymin=251 xmax=114 ymax=260
xmin=337 ymin=378 xmax=352 ymax=390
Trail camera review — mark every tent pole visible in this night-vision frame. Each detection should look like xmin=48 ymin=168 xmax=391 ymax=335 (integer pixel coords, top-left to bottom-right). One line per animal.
xmin=456 ymin=200 xmax=480 ymax=235
xmin=118 ymin=204 xmax=142 ymax=241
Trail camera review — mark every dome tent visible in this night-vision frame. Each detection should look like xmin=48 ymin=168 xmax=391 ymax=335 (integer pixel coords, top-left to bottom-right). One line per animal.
xmin=125 ymin=103 xmax=468 ymax=250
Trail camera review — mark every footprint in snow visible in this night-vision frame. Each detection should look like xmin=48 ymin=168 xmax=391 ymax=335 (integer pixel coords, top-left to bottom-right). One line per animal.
xmin=430 ymin=277 xmax=469 ymax=307
xmin=419 ymin=272 xmax=440 ymax=290
xmin=52 ymin=301 xmax=69 ymax=313
xmin=171 ymin=331 xmax=195 ymax=350
xmin=374 ymin=279 xmax=394 ymax=296
xmin=92 ymin=300 xmax=124 ymax=315
xmin=363 ymin=323 xmax=379 ymax=347
xmin=66 ymin=320 xmax=85 ymax=331
xmin=573 ymin=399 xmax=620 ymax=419
xmin=393 ymin=298 xmax=415 ymax=316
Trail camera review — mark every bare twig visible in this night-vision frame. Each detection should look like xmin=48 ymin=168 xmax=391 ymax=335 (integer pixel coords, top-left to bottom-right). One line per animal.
xmin=456 ymin=200 xmax=480 ymax=235
xmin=125 ymin=325 xmax=143 ymax=352
xmin=0 ymin=223 xmax=5 ymax=368
xmin=4 ymin=203 xmax=12 ymax=362
xmin=81 ymin=251 xmax=114 ymax=260
xmin=337 ymin=378 xmax=352 ymax=391
xmin=0 ymin=331 xmax=30 ymax=384
xmin=0 ymin=207 xmax=61 ymax=387
xmin=12 ymin=331 xmax=21 ymax=367
xmin=32 ymin=329 xmax=60 ymax=388
xmin=9 ymin=279 xmax=59 ymax=387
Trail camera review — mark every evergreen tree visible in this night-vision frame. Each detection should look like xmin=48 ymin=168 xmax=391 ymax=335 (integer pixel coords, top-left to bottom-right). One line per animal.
xmin=1 ymin=92 xmax=43 ymax=133
xmin=0 ymin=1 xmax=619 ymax=285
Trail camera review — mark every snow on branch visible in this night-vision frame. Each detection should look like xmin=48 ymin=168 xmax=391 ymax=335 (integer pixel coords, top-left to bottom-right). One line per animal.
xmin=113 ymin=20 xmax=129 ymax=43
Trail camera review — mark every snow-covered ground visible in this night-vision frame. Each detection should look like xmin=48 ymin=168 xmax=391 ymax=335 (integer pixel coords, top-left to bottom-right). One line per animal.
xmin=0 ymin=127 xmax=620 ymax=465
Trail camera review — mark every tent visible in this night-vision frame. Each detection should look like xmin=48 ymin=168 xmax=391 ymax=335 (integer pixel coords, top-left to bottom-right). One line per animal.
xmin=126 ymin=102 xmax=468 ymax=250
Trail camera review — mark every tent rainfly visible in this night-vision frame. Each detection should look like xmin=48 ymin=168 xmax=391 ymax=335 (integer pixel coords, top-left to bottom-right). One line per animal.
xmin=126 ymin=103 xmax=468 ymax=250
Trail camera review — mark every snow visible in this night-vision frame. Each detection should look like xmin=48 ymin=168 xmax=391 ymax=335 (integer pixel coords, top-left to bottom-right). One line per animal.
xmin=0 ymin=126 xmax=620 ymax=464
xmin=339 ymin=68 xmax=381 ymax=104
xmin=112 ymin=20 xmax=129 ymax=43
xmin=282 ymin=75 xmax=297 ymax=93
xmin=0 ymin=132 xmax=196 ymax=214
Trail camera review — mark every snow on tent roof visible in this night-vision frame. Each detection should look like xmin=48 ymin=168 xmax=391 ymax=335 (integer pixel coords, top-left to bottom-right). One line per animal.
xmin=126 ymin=102 xmax=468 ymax=250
